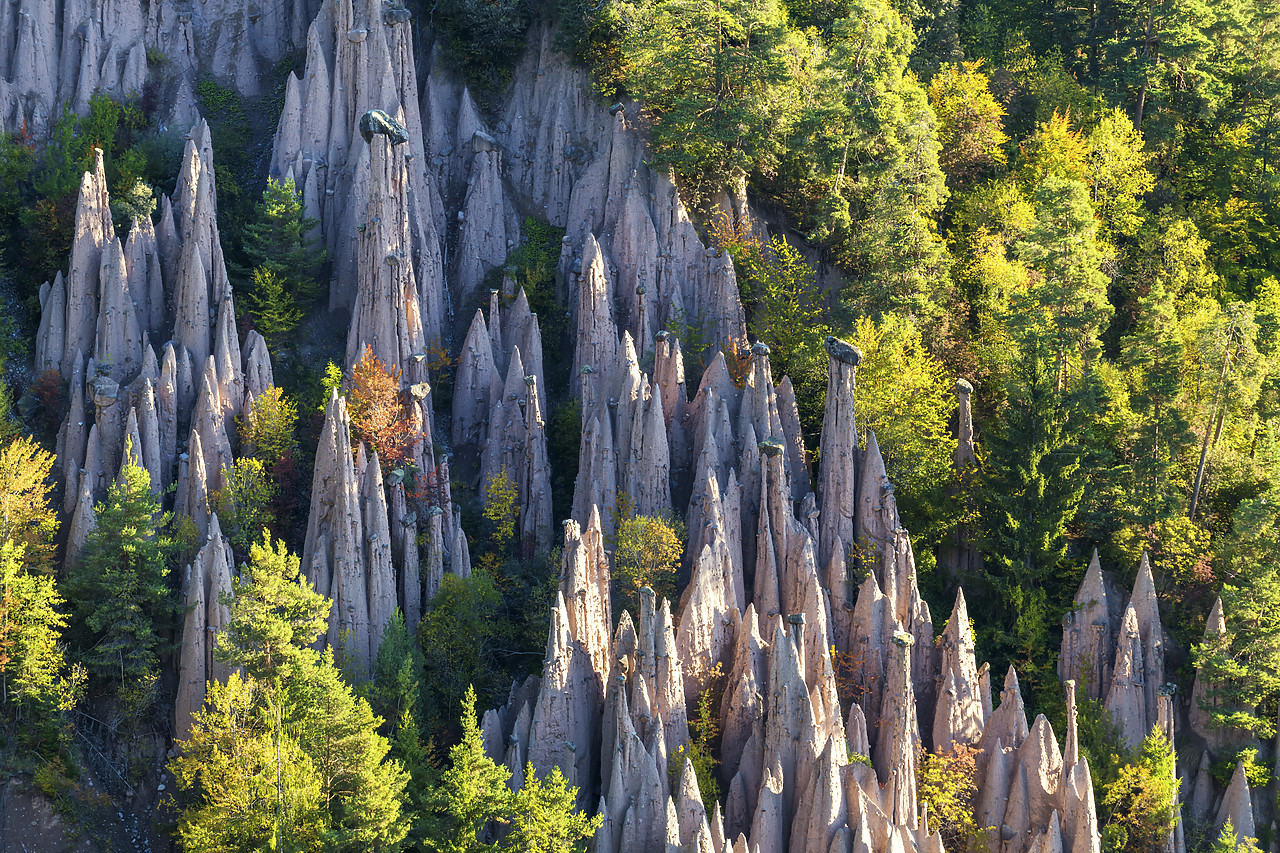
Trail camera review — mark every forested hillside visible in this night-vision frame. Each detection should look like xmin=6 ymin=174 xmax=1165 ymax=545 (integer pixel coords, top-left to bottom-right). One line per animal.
xmin=0 ymin=0 xmax=1275 ymax=849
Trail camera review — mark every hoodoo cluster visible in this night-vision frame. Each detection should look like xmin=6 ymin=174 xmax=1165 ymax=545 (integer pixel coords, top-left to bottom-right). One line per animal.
xmin=20 ymin=0 xmax=1268 ymax=851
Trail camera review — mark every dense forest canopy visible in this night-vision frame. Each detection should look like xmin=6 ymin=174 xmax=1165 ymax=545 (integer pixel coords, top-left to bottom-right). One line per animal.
xmin=0 ymin=0 xmax=1276 ymax=848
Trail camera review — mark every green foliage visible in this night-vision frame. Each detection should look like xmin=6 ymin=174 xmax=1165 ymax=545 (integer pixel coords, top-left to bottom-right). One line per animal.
xmin=1011 ymin=175 xmax=1112 ymax=383
xmin=65 ymin=450 xmax=175 ymax=704
xmin=507 ymin=765 xmax=601 ymax=852
xmin=1100 ymin=728 xmax=1178 ymax=853
xmin=917 ymin=745 xmax=985 ymax=850
xmin=610 ymin=511 xmax=685 ymax=618
xmin=1192 ymin=496 xmax=1280 ymax=736
xmin=176 ymin=533 xmax=409 ymax=852
xmin=556 ymin=0 xmax=635 ymax=97
xmin=426 ymin=685 xmax=511 ymax=852
xmin=110 ymin=178 xmax=156 ymax=226
xmin=239 ymin=176 xmax=325 ymax=329
xmin=239 ymin=385 xmax=299 ymax=466
xmin=1208 ymin=748 xmax=1271 ymax=790
xmin=669 ymin=685 xmax=722 ymax=809
xmin=977 ymin=333 xmax=1085 ymax=698
xmin=489 ymin=218 xmax=570 ymax=394
xmin=786 ymin=0 xmax=950 ymax=316
xmin=369 ymin=613 xmax=436 ymax=849
xmin=319 ymin=361 xmax=344 ymax=410
xmin=928 ymin=62 xmax=1009 ymax=192
xmin=547 ymin=399 xmax=583 ymax=527
xmin=0 ymin=435 xmax=60 ymax=575
xmin=418 ymin=573 xmax=506 ymax=741
xmin=848 ymin=314 xmax=958 ymax=562
xmin=1210 ymin=819 xmax=1265 ymax=853
xmin=172 ymin=673 xmax=328 ymax=852
xmin=722 ymin=227 xmax=831 ymax=440
xmin=424 ymin=686 xmax=600 ymax=852
xmin=245 ymin=267 xmax=304 ymax=350
xmin=209 ymin=457 xmax=278 ymax=557
xmin=435 ymin=0 xmax=531 ymax=96
xmin=0 ymin=542 xmax=85 ymax=753
xmin=625 ymin=0 xmax=801 ymax=203
xmin=482 ymin=467 xmax=520 ymax=554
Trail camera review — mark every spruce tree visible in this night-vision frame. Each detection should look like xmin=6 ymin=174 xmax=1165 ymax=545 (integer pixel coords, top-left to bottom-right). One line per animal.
xmin=1120 ymin=283 xmax=1191 ymax=523
xmin=428 ymin=685 xmax=512 ymax=853
xmin=176 ymin=533 xmax=410 ymax=852
xmin=978 ymin=332 xmax=1085 ymax=697
xmin=66 ymin=450 xmax=175 ymax=707
xmin=240 ymin=176 xmax=325 ymax=317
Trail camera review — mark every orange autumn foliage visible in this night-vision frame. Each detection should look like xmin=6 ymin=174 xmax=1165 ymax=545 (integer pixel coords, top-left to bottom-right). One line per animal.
xmin=348 ymin=346 xmax=422 ymax=469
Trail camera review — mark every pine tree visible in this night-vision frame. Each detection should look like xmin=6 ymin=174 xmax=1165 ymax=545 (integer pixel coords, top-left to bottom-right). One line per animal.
xmin=507 ymin=765 xmax=602 ymax=851
xmin=176 ymin=533 xmax=409 ymax=852
xmin=66 ymin=450 xmax=174 ymax=707
xmin=215 ymin=533 xmax=329 ymax=684
xmin=172 ymin=673 xmax=328 ymax=853
xmin=1101 ymin=727 xmax=1178 ymax=853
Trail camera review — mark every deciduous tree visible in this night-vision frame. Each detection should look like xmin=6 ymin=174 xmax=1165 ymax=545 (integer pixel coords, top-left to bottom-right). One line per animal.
xmin=350 ymin=345 xmax=420 ymax=470
xmin=0 ymin=436 xmax=59 ymax=574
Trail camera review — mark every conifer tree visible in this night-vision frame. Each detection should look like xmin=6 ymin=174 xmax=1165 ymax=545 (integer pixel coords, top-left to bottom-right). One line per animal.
xmin=244 ymin=266 xmax=304 ymax=351
xmin=978 ymin=333 xmax=1085 ymax=695
xmin=66 ymin=449 xmax=174 ymax=707
xmin=370 ymin=614 xmax=435 ymax=849
xmin=1192 ymin=497 xmax=1280 ymax=736
xmin=507 ymin=765 xmax=601 ymax=851
xmin=429 ymin=685 xmax=512 ymax=853
xmin=1120 ymin=283 xmax=1191 ymax=523
xmin=625 ymin=0 xmax=799 ymax=202
xmin=176 ymin=533 xmax=410 ymax=852
xmin=1211 ymin=819 xmax=1264 ymax=853
xmin=240 ymin=176 xmax=325 ymax=311
xmin=1013 ymin=175 xmax=1113 ymax=388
